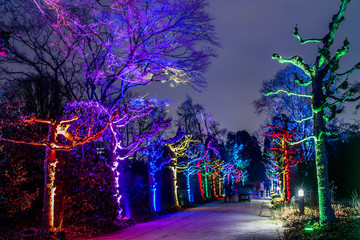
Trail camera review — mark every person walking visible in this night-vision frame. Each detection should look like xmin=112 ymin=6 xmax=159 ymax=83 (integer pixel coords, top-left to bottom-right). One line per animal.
xmin=224 ymin=181 xmax=233 ymax=203
xmin=259 ymin=181 xmax=265 ymax=198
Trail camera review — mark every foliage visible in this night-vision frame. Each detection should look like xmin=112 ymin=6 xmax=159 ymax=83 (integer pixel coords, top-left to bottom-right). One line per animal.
xmin=279 ymin=204 xmax=360 ymax=240
xmin=226 ymin=131 xmax=264 ymax=182
xmin=271 ymin=197 xmax=285 ymax=210
xmin=0 ymin=144 xmax=39 ymax=215
xmin=57 ymin=145 xmax=118 ymax=227
xmin=350 ymin=190 xmax=360 ymax=215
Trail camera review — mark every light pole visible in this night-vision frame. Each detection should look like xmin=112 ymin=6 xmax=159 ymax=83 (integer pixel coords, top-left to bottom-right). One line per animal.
xmin=298 ymin=189 xmax=304 ymax=215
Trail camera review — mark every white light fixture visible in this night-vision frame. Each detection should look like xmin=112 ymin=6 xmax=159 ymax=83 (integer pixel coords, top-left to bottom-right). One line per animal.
xmin=298 ymin=189 xmax=304 ymax=197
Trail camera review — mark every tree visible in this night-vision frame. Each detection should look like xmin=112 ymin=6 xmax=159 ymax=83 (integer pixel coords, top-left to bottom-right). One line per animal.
xmin=19 ymin=0 xmax=219 ymax=105
xmin=264 ymin=116 xmax=303 ymax=202
xmin=0 ymin=1 xmax=83 ymax=105
xmin=167 ymin=134 xmax=194 ymax=207
xmin=254 ymin=65 xmax=315 ymax=164
xmin=267 ymin=0 xmax=360 ymax=224
xmin=226 ymin=131 xmax=264 ymax=183
xmin=0 ymin=99 xmax=165 ymax=235
xmin=176 ymin=96 xmax=204 ymax=139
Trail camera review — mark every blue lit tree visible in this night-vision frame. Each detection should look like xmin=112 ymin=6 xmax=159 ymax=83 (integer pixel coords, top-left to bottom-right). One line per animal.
xmin=181 ymin=141 xmax=208 ymax=202
xmin=221 ymin=143 xmax=250 ymax=187
xmin=254 ymin=65 xmax=314 ymax=164
xmin=262 ymin=152 xmax=279 ymax=193
xmin=141 ymin=129 xmax=184 ymax=213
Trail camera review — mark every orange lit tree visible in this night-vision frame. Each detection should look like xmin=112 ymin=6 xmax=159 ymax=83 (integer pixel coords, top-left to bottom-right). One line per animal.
xmin=0 ymin=100 xmax=158 ymax=235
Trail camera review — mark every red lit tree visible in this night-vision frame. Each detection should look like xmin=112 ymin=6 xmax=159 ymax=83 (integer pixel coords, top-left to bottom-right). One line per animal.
xmin=265 ymin=117 xmax=303 ymax=202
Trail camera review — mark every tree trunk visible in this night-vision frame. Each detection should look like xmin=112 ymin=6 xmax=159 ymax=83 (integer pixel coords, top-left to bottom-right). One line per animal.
xmin=39 ymin=124 xmax=57 ymax=236
xmin=314 ymin=135 xmax=334 ymax=224
xmin=197 ymin=163 xmax=205 ymax=200
xmin=285 ymin=160 xmax=291 ymax=202
xmin=170 ymin=164 xmax=180 ymax=207
xmin=313 ymin=76 xmax=335 ymax=224
xmin=40 ymin=149 xmax=57 ymax=235
xmin=186 ymin=174 xmax=192 ymax=203
xmin=148 ymin=161 xmax=159 ymax=212
xmin=212 ymin=175 xmax=217 ymax=198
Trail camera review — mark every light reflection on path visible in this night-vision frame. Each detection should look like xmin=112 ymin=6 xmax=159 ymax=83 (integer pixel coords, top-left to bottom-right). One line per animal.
xmin=88 ymin=198 xmax=283 ymax=240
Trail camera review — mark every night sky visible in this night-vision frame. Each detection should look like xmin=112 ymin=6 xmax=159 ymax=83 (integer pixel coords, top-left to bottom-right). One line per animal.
xmin=138 ymin=0 xmax=360 ymax=134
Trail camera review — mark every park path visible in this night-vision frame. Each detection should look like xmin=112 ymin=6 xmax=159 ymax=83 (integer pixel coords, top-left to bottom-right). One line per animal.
xmin=87 ymin=198 xmax=283 ymax=240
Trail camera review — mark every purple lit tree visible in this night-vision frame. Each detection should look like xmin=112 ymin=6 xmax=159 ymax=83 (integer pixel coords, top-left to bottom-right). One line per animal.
xmin=0 ymin=0 xmax=219 ymax=234
xmin=104 ymin=97 xmax=171 ymax=219
xmin=21 ymin=0 xmax=219 ymax=104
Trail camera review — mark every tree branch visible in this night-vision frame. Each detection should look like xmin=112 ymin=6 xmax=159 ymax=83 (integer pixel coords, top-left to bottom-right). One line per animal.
xmin=293 ymin=25 xmax=323 ymax=44
xmin=272 ymin=53 xmax=313 ymax=78
xmin=264 ymin=89 xmax=313 ymax=98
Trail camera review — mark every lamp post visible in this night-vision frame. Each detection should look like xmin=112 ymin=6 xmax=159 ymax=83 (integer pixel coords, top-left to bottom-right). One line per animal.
xmin=298 ymin=189 xmax=304 ymax=215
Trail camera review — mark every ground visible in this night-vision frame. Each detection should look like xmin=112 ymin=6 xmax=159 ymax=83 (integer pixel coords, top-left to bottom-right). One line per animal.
xmin=87 ymin=198 xmax=283 ymax=240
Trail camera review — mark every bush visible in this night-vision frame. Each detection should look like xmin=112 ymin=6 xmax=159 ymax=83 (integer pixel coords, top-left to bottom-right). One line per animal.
xmin=277 ymin=203 xmax=360 ymax=239
xmin=350 ymin=190 xmax=360 ymax=215
xmin=271 ymin=197 xmax=284 ymax=210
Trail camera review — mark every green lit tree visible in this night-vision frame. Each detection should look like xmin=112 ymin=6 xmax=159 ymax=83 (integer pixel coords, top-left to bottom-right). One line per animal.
xmin=267 ymin=0 xmax=360 ymax=224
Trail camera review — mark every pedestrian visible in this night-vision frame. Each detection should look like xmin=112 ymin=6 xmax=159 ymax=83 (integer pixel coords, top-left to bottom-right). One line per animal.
xmin=260 ymin=181 xmax=265 ymax=198
xmin=224 ymin=181 xmax=233 ymax=203
xmin=265 ymin=181 xmax=270 ymax=197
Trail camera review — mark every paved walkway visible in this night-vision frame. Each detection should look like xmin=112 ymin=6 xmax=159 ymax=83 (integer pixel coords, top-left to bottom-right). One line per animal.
xmin=88 ymin=198 xmax=283 ymax=240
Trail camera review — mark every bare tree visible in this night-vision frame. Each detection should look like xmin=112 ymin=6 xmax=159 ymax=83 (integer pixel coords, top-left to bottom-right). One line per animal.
xmin=267 ymin=0 xmax=360 ymax=224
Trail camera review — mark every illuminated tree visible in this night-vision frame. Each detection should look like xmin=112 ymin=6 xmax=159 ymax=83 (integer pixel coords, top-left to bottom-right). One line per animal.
xmin=0 ymin=99 xmax=166 ymax=235
xmin=175 ymin=97 xmax=226 ymax=200
xmin=254 ymin=65 xmax=315 ymax=164
xmin=180 ymin=141 xmax=209 ymax=201
xmin=265 ymin=117 xmax=303 ymax=202
xmin=167 ymin=135 xmax=194 ymax=207
xmin=2 ymin=0 xmax=218 ymax=106
xmin=105 ymin=98 xmax=171 ymax=219
xmin=208 ymin=159 xmax=224 ymax=199
xmin=140 ymin=130 xmax=183 ymax=213
xmin=221 ymin=143 xmax=250 ymax=187
xmin=225 ymin=131 xmax=262 ymax=183
xmin=0 ymin=101 xmax=117 ymax=234
xmin=267 ymin=0 xmax=360 ymax=223
xmin=262 ymin=154 xmax=279 ymax=193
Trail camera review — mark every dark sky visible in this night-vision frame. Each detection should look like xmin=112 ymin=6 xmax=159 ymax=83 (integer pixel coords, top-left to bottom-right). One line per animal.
xmin=138 ymin=0 xmax=360 ymax=134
